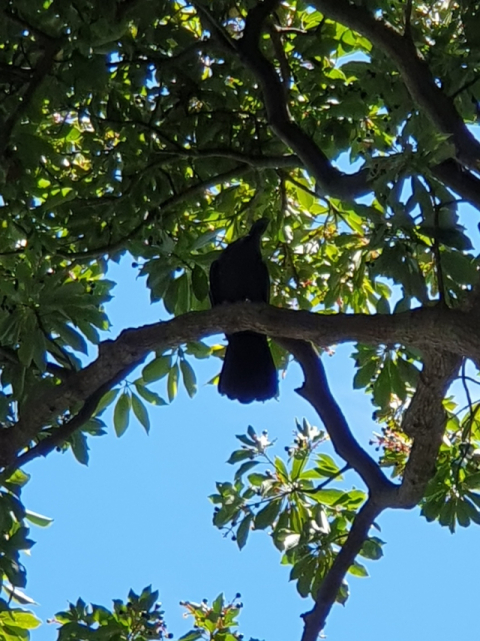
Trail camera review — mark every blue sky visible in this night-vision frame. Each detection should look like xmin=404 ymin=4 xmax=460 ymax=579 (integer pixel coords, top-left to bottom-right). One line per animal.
xmin=21 ymin=226 xmax=480 ymax=640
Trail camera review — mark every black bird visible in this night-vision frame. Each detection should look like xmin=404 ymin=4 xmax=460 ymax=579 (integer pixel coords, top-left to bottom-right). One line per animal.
xmin=209 ymin=218 xmax=278 ymax=403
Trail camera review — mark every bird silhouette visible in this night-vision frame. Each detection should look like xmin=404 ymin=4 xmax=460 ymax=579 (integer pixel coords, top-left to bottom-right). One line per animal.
xmin=209 ymin=218 xmax=278 ymax=403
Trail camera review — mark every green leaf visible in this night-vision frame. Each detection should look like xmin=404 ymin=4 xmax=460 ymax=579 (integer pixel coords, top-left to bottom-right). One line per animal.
xmin=353 ymin=359 xmax=377 ymax=389
xmin=466 ymin=491 xmax=480 ymax=508
xmin=296 ymin=561 xmax=316 ymax=598
xmin=227 ymin=450 xmax=254 ymax=465
xmin=372 ymin=364 xmax=391 ymax=408
xmin=359 ymin=537 xmax=384 ymax=560
xmin=95 ymin=388 xmax=119 ymax=416
xmin=191 ymin=230 xmax=218 ymax=250
xmin=131 ymin=393 xmax=150 ymax=433
xmin=315 ymin=454 xmax=341 ymax=478
xmin=142 ymin=355 xmax=171 ymax=383
xmin=236 ymin=514 xmax=253 ymax=550
xmin=114 ymin=392 xmax=131 ymax=437
xmin=439 ymin=498 xmax=456 ymax=532
xmin=191 ymin=264 xmax=209 ymax=301
xmin=70 ymin=431 xmax=89 ymax=465
xmin=456 ymin=499 xmax=471 ymax=528
xmin=4 ymin=469 xmax=30 ymax=491
xmin=248 ymin=473 xmax=268 ymax=486
xmin=441 ymin=251 xmax=477 ymax=283
xmin=349 ymin=560 xmax=369 ymax=577
xmin=465 ymin=472 xmax=480 ymax=489
xmin=234 ymin=461 xmax=258 ymax=480
xmin=185 ymin=341 xmax=212 ymax=359
xmin=254 ymin=499 xmax=282 ymax=530
xmin=76 ymin=320 xmax=100 ymax=345
xmin=18 ymin=313 xmax=37 ymax=368
xmin=376 ymin=296 xmax=390 ymax=314
xmin=180 ymin=359 xmax=197 ymax=398
xmin=313 ymin=489 xmax=345 ymax=505
xmin=461 ymin=497 xmax=480 ymax=525
xmin=134 ymin=381 xmax=167 ymax=406
xmin=24 ymin=510 xmax=53 ymax=528
xmin=394 ymin=297 xmax=411 ymax=313
xmin=0 ymin=610 xmax=41 ymax=630
xmin=421 ymin=496 xmax=446 ymax=522
xmin=32 ymin=328 xmax=47 ymax=372
xmin=178 ymin=631 xmax=203 ymax=641
xmin=54 ymin=323 xmax=89 ymax=354
xmin=274 ymin=456 xmax=289 ymax=482
xmin=388 ymin=359 xmax=407 ymax=401
xmin=212 ymin=593 xmax=224 ymax=614
xmin=167 ymin=363 xmax=179 ymax=402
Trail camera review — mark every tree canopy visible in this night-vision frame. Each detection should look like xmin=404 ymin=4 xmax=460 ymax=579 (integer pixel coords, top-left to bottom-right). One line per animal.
xmin=1 ymin=0 xmax=480 ymax=639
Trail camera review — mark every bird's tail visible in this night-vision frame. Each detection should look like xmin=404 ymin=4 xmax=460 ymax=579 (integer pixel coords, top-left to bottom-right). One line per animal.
xmin=218 ymin=331 xmax=278 ymax=404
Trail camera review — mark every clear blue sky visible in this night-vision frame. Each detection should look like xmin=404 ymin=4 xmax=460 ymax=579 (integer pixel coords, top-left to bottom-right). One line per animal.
xmin=22 ymin=216 xmax=480 ymax=641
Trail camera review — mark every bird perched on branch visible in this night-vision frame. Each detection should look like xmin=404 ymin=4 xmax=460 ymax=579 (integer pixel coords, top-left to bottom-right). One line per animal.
xmin=209 ymin=218 xmax=278 ymax=403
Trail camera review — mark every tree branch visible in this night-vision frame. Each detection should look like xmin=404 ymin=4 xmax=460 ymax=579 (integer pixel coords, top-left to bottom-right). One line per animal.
xmin=312 ymin=0 xmax=480 ymax=168
xmin=62 ymin=165 xmax=252 ymax=261
xmin=301 ymin=498 xmax=383 ymax=641
xmin=395 ymin=350 xmax=461 ymax=507
xmin=0 ymin=302 xmax=478 ymax=469
xmin=0 ymin=365 xmax=136 ymax=482
xmin=192 ymin=1 xmax=370 ymax=198
xmin=237 ymin=1 xmax=371 ymax=198
xmin=191 ymin=4 xmax=480 ymax=205
xmin=279 ymin=339 xmax=394 ymax=494
xmin=283 ymin=345 xmax=458 ymax=638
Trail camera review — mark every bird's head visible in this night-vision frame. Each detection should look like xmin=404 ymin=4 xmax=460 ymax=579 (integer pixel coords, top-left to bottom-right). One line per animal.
xmin=249 ymin=217 xmax=270 ymax=237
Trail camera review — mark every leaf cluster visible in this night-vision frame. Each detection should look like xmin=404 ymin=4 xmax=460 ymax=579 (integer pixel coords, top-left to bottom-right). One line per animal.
xmin=210 ymin=425 xmax=383 ymax=603
xmin=54 ymin=586 xmax=168 ymax=641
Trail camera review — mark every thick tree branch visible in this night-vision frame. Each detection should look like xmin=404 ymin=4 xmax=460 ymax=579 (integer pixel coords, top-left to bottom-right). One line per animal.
xmin=279 ymin=339 xmax=394 ymax=494
xmin=312 ymin=0 xmax=480 ymax=168
xmin=395 ymin=350 xmax=461 ymax=507
xmin=430 ymin=159 xmax=480 ymax=207
xmin=192 ymin=4 xmax=480 ymax=206
xmin=192 ymin=1 xmax=370 ymax=198
xmin=237 ymin=2 xmax=370 ymax=198
xmin=0 ymin=364 xmax=136 ymax=482
xmin=301 ymin=498 xmax=383 ymax=641
xmin=0 ymin=302 xmax=478 ymax=469
xmin=281 ymin=346 xmax=458 ymax=638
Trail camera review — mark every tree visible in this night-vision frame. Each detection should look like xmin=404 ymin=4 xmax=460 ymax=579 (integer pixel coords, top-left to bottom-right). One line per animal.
xmin=1 ymin=0 xmax=480 ymax=638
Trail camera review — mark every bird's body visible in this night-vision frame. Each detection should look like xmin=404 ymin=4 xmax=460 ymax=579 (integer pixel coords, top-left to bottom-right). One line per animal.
xmin=209 ymin=219 xmax=278 ymax=403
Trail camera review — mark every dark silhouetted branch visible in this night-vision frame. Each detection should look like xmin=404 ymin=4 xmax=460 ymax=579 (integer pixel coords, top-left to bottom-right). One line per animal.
xmin=279 ymin=339 xmax=394 ymax=494
xmin=312 ymin=0 xmax=480 ymax=168
xmin=0 ymin=301 xmax=476 ymax=469
xmin=301 ymin=498 xmax=383 ymax=641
